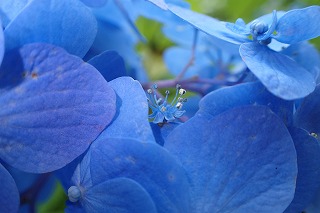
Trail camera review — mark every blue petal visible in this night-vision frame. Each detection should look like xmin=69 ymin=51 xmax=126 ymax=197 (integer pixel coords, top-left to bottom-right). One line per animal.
xmin=199 ymin=82 xmax=293 ymax=125
xmin=4 ymin=0 xmax=97 ymax=57
xmin=88 ymin=50 xmax=127 ymax=82
xmin=167 ymin=5 xmax=250 ymax=44
xmin=0 ymin=163 xmax=19 ymax=213
xmin=96 ymin=77 xmax=155 ymax=142
xmin=0 ymin=0 xmax=30 ymax=27
xmin=150 ymin=122 xmax=180 ymax=146
xmin=165 ymin=105 xmax=297 ymax=212
xmin=80 ymin=0 xmax=107 ymax=8
xmin=294 ymin=85 xmax=320 ymax=135
xmin=0 ymin=43 xmax=116 ymax=173
xmin=284 ymin=128 xmax=320 ymax=213
xmin=90 ymin=138 xmax=191 ymax=213
xmin=146 ymin=0 xmax=169 ymax=10
xmin=239 ymin=42 xmax=315 ymax=100
xmin=0 ymin=20 xmax=3 ymax=65
xmin=281 ymin=42 xmax=320 ymax=80
xmin=273 ymin=6 xmax=320 ymax=44
xmin=83 ymin=178 xmax=157 ymax=213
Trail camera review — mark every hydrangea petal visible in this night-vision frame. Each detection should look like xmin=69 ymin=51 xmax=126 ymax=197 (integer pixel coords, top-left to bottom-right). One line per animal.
xmin=284 ymin=128 xmax=320 ymax=213
xmin=165 ymin=105 xmax=297 ymax=213
xmin=4 ymin=0 xmax=97 ymax=57
xmin=0 ymin=20 xmax=3 ymax=65
xmin=83 ymin=178 xmax=157 ymax=213
xmin=146 ymin=0 xmax=169 ymax=10
xmin=150 ymin=122 xmax=180 ymax=146
xmin=0 ymin=0 xmax=30 ymax=28
xmin=0 ymin=163 xmax=19 ymax=213
xmin=167 ymin=5 xmax=250 ymax=44
xmin=199 ymin=82 xmax=293 ymax=124
xmin=0 ymin=43 xmax=116 ymax=173
xmin=240 ymin=42 xmax=315 ymax=100
xmin=294 ymin=85 xmax=320 ymax=135
xmin=90 ymin=138 xmax=190 ymax=213
xmin=80 ymin=0 xmax=107 ymax=8
xmin=96 ymin=77 xmax=155 ymax=142
xmin=88 ymin=51 xmax=127 ymax=82
xmin=273 ymin=6 xmax=320 ymax=44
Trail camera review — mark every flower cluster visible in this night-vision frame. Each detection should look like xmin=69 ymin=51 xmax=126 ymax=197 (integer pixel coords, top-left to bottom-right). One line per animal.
xmin=0 ymin=0 xmax=320 ymax=213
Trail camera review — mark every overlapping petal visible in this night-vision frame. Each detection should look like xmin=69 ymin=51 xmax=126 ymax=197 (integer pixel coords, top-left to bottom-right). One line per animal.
xmin=0 ymin=43 xmax=116 ymax=173
xmin=273 ymin=6 xmax=320 ymax=44
xmin=0 ymin=163 xmax=19 ymax=213
xmin=240 ymin=42 xmax=315 ymax=100
xmin=80 ymin=0 xmax=107 ymax=8
xmin=165 ymin=105 xmax=297 ymax=213
xmin=4 ymin=0 xmax=97 ymax=57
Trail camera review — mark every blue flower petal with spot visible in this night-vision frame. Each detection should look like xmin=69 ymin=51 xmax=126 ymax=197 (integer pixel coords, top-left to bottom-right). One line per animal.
xmin=83 ymin=178 xmax=157 ymax=213
xmin=273 ymin=6 xmax=320 ymax=44
xmin=167 ymin=4 xmax=250 ymax=44
xmin=4 ymin=0 xmax=97 ymax=57
xmin=199 ymin=82 xmax=293 ymax=124
xmin=88 ymin=51 xmax=127 ymax=82
xmin=165 ymin=105 xmax=297 ymax=213
xmin=284 ymin=128 xmax=320 ymax=213
xmin=96 ymin=77 xmax=155 ymax=142
xmin=90 ymin=138 xmax=190 ymax=213
xmin=0 ymin=163 xmax=19 ymax=213
xmin=0 ymin=43 xmax=116 ymax=173
xmin=294 ymin=85 xmax=320 ymax=135
xmin=80 ymin=0 xmax=107 ymax=8
xmin=240 ymin=42 xmax=315 ymax=100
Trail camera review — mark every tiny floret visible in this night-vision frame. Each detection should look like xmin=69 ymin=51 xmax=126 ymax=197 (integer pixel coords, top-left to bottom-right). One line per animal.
xmin=147 ymin=84 xmax=187 ymax=124
xmin=68 ymin=186 xmax=82 ymax=203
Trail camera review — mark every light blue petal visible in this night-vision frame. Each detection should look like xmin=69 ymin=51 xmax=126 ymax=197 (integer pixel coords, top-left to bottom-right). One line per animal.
xmin=83 ymin=178 xmax=157 ymax=213
xmin=4 ymin=0 xmax=97 ymax=57
xmin=0 ymin=0 xmax=30 ymax=27
xmin=199 ymin=82 xmax=293 ymax=125
xmin=167 ymin=5 xmax=250 ymax=44
xmin=165 ymin=105 xmax=297 ymax=213
xmin=90 ymin=138 xmax=190 ymax=213
xmin=88 ymin=50 xmax=127 ymax=82
xmin=284 ymin=128 xmax=320 ymax=213
xmin=273 ymin=6 xmax=320 ymax=44
xmin=294 ymin=85 xmax=320 ymax=135
xmin=240 ymin=42 xmax=315 ymax=100
xmin=80 ymin=0 xmax=107 ymax=7
xmin=146 ymin=0 xmax=169 ymax=10
xmin=0 ymin=43 xmax=116 ymax=173
xmin=0 ymin=163 xmax=19 ymax=213
xmin=96 ymin=77 xmax=155 ymax=142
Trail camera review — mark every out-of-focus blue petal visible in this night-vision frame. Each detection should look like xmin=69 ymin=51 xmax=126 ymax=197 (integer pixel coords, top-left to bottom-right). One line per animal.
xmin=199 ymin=82 xmax=293 ymax=124
xmin=0 ymin=43 xmax=116 ymax=173
xmin=305 ymin=188 xmax=320 ymax=213
xmin=83 ymin=178 xmax=157 ymax=213
xmin=0 ymin=20 xmax=4 ymax=65
xmin=281 ymin=42 xmax=320 ymax=80
xmin=80 ymin=0 xmax=107 ymax=8
xmin=4 ymin=0 xmax=97 ymax=57
xmin=165 ymin=105 xmax=297 ymax=213
xmin=273 ymin=6 xmax=320 ymax=44
xmin=88 ymin=51 xmax=127 ymax=82
xmin=0 ymin=0 xmax=30 ymax=28
xmin=90 ymin=138 xmax=190 ymax=213
xmin=240 ymin=42 xmax=315 ymax=100
xmin=167 ymin=5 xmax=250 ymax=44
xmin=0 ymin=163 xmax=19 ymax=213
xmin=294 ymin=85 xmax=320 ymax=135
xmin=150 ymin=122 xmax=180 ymax=146
xmin=284 ymin=128 xmax=320 ymax=213
xmin=146 ymin=0 xmax=168 ymax=10
xmin=96 ymin=77 xmax=155 ymax=142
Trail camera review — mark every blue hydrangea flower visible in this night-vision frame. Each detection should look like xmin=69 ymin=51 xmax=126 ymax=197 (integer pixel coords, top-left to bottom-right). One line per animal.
xmin=147 ymin=84 xmax=187 ymax=123
xmin=150 ymin=3 xmax=320 ymax=100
